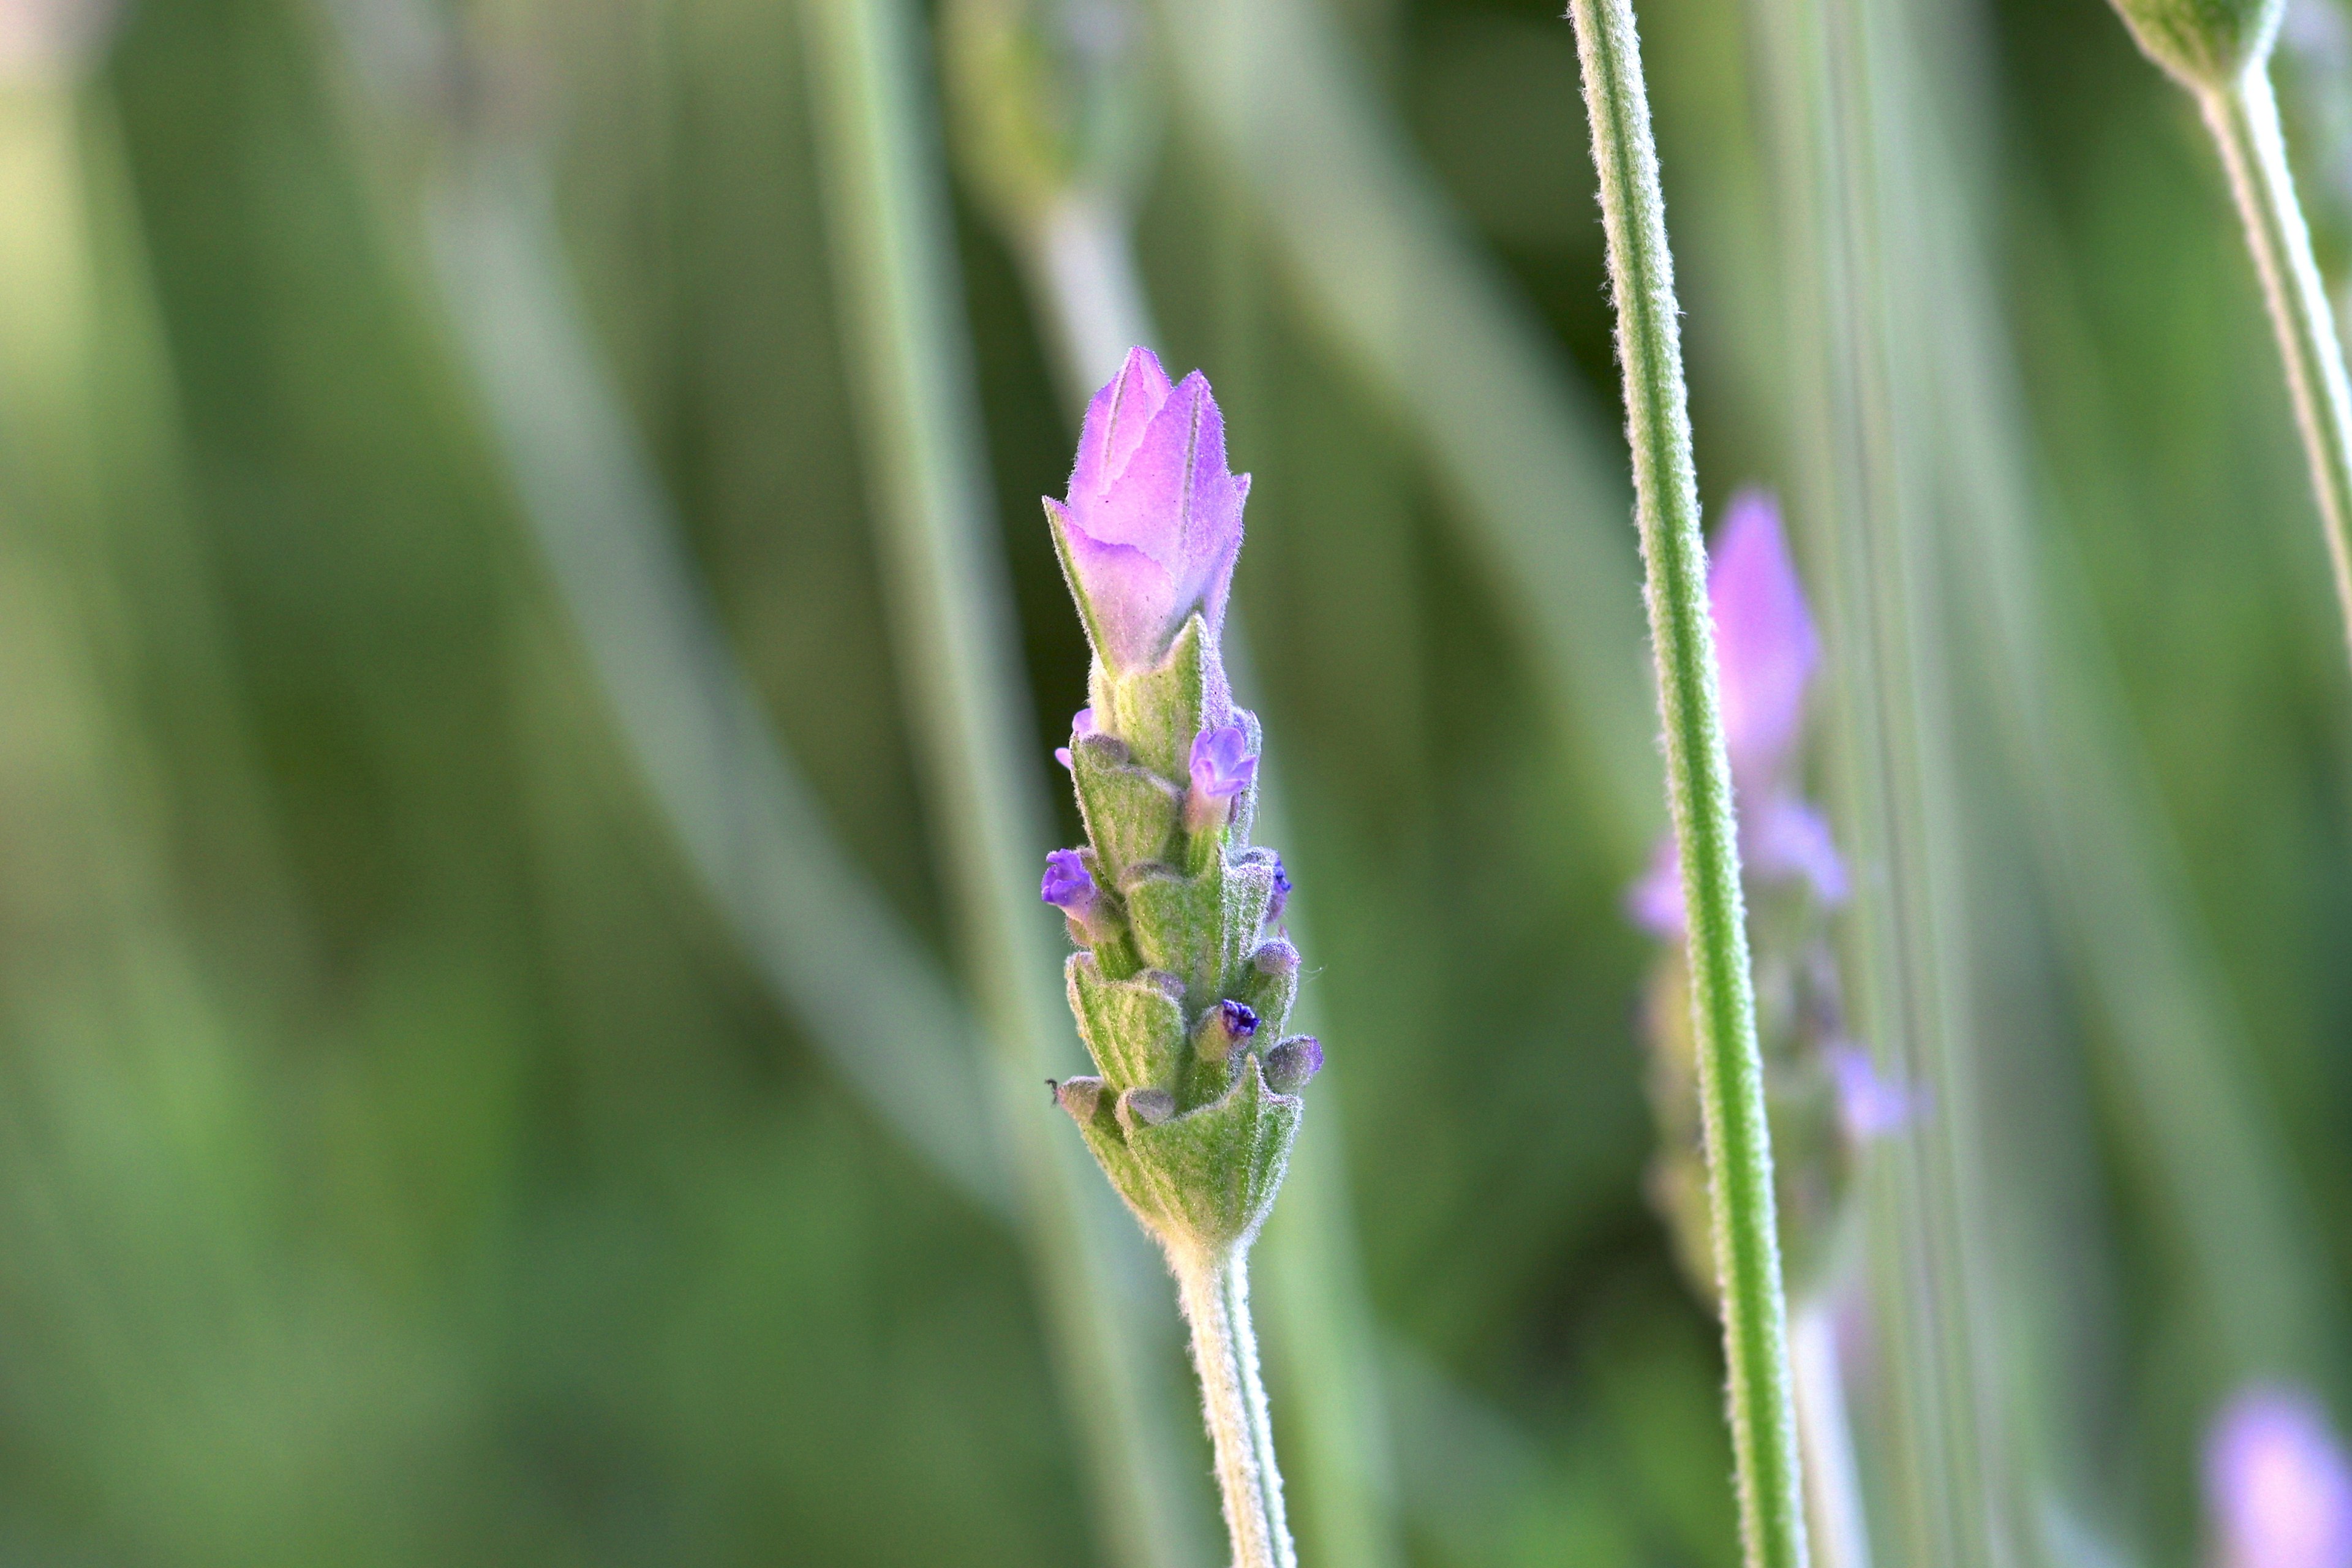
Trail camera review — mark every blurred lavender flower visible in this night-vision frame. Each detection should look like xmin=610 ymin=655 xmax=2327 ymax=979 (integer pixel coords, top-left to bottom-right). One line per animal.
xmin=1826 ymin=1044 xmax=1924 ymax=1141
xmin=2207 ymin=1385 xmax=2352 ymax=1568
xmin=1044 ymin=346 xmax=1249 ymax=676
xmin=1631 ymin=491 xmax=1847 ymax=937
xmin=1185 ymin=723 xmax=1258 ymax=832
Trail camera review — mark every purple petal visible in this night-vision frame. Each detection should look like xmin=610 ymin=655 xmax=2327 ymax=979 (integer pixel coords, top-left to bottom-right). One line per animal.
xmin=1744 ymin=796 xmax=1849 ymax=908
xmin=1710 ymin=491 xmax=1819 ymax=786
xmin=1827 ymin=1044 xmax=1922 ymax=1140
xmin=1628 ymin=833 xmax=1686 ymax=938
xmin=1041 ymin=848 xmax=1097 ymax=912
xmin=1072 ymin=347 xmax=1173 ymax=504
xmin=2207 ymin=1386 xmax=2352 ymax=1568
xmin=1189 ymin=724 xmax=1257 ymax=800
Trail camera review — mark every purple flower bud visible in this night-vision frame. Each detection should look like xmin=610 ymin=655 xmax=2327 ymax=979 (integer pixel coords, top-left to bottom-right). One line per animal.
xmin=1264 ymin=1036 xmax=1324 ymax=1094
xmin=1042 ymin=849 xmax=1117 ymax=946
xmin=1265 ymin=855 xmax=1292 ymax=927
xmin=2206 ymin=1385 xmax=2352 ymax=1568
xmin=1194 ymin=999 xmax=1260 ymax=1063
xmin=1044 ymin=347 xmax=1250 ymax=676
xmin=1185 ymin=723 xmax=1257 ymax=834
xmin=1054 ymin=706 xmax=1097 ymax=771
xmin=1711 ymin=491 xmax=1819 ymax=789
xmin=1826 ymin=1044 xmax=1923 ymax=1141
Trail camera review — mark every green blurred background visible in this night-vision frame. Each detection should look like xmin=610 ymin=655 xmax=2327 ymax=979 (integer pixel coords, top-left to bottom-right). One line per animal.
xmin=0 ymin=0 xmax=2347 ymax=1561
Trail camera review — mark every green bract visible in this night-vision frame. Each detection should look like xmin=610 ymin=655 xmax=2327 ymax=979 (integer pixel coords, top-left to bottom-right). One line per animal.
xmin=1051 ymin=613 xmax=1306 ymax=1256
xmin=2105 ymin=0 xmax=2283 ymax=89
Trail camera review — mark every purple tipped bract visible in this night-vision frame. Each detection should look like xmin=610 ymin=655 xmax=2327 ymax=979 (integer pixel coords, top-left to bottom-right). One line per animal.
xmin=2207 ymin=1385 xmax=2352 ymax=1568
xmin=1215 ymin=1000 xmax=1260 ymax=1039
xmin=1711 ymin=490 xmax=1820 ymax=786
xmin=1041 ymin=848 xmax=1098 ymax=914
xmin=1046 ymin=347 xmax=1250 ymax=674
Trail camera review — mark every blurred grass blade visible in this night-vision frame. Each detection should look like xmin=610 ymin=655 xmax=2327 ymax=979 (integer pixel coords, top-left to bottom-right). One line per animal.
xmin=796 ymin=1 xmax=1212 ymax=1564
xmin=1148 ymin=0 xmax=1659 ymax=854
xmin=425 ymin=148 xmax=1015 ymax=1223
xmin=1741 ymin=2 xmax=2008 ymax=1562
xmin=1898 ymin=6 xmax=2336 ymax=1387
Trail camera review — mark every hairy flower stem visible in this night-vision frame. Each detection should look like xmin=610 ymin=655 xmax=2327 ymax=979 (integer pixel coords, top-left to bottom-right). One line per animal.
xmin=2201 ymin=68 xmax=2352 ymax=671
xmin=1566 ymin=3 xmax=1809 ymax=1567
xmin=1174 ymin=1248 xmax=1294 ymax=1568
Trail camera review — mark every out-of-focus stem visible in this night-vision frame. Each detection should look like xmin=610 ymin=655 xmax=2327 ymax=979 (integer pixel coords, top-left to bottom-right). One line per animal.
xmin=1032 ymin=190 xmax=1156 ymax=404
xmin=2202 ymin=67 xmax=2352 ymax=671
xmin=1173 ymin=1250 xmax=1295 ymax=1568
xmin=1791 ymin=1303 xmax=1872 ymax=1568
xmin=796 ymin=2 xmax=1203 ymax=1565
xmin=1567 ymin=2 xmax=1807 ymax=1565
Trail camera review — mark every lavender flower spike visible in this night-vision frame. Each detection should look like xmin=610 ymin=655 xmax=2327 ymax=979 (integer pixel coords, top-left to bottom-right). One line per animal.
xmin=1044 ymin=346 xmax=1250 ymax=678
xmin=1186 ymin=723 xmax=1258 ymax=834
xmin=2208 ymin=1385 xmax=2352 ymax=1568
xmin=1041 ymin=352 xmax=1309 ymax=1568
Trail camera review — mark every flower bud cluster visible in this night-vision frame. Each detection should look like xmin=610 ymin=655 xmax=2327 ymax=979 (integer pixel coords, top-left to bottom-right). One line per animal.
xmin=1039 ymin=349 xmax=1319 ymax=1257
xmin=1630 ymin=493 xmax=1914 ymax=1308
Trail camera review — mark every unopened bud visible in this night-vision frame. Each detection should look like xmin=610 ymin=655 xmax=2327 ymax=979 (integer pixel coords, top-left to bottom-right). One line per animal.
xmin=1118 ymin=1086 xmax=1176 ymax=1133
xmin=2105 ymin=0 xmax=2283 ymax=89
xmin=1264 ymin=1036 xmax=1323 ymax=1094
xmin=1191 ymin=999 xmax=1259 ymax=1065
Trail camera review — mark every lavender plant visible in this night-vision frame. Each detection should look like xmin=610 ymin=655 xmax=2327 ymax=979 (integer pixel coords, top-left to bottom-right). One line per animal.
xmin=1041 ymin=347 xmax=1317 ymax=1568
xmin=2101 ymin=0 xmax=2352 ymax=671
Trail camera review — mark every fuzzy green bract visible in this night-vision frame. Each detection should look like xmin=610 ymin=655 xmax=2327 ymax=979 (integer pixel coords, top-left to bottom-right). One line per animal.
xmin=1043 ymin=349 xmax=1315 ymax=1259
xmin=2105 ymin=0 xmax=2283 ymax=88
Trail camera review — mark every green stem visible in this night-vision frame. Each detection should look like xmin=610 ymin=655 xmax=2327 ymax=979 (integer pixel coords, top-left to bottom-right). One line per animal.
xmin=1565 ymin=4 xmax=1808 ymax=1567
xmin=2203 ymin=66 xmax=2352 ymax=669
xmin=1173 ymin=1248 xmax=1295 ymax=1568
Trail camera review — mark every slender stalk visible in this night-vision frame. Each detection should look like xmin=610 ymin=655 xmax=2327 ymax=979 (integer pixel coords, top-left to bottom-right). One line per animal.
xmin=2202 ymin=66 xmax=2352 ymax=669
xmin=1565 ymin=4 xmax=1807 ymax=1566
xmin=1172 ymin=1248 xmax=1294 ymax=1568
xmin=1790 ymin=1303 xmax=1871 ymax=1568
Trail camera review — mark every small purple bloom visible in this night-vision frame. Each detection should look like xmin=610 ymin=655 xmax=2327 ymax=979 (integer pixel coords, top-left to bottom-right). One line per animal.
xmin=1216 ymin=1000 xmax=1259 ymax=1039
xmin=1265 ymin=855 xmax=1292 ymax=927
xmin=1045 ymin=347 xmax=1250 ymax=676
xmin=1628 ymin=490 xmax=1844 ymax=937
xmin=1054 ymin=706 xmax=1097 ymax=771
xmin=1826 ymin=1044 xmax=1923 ymax=1141
xmin=1042 ymin=848 xmax=1102 ymax=921
xmin=2207 ymin=1385 xmax=2352 ymax=1568
xmin=1185 ymin=724 xmax=1257 ymax=833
